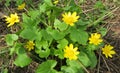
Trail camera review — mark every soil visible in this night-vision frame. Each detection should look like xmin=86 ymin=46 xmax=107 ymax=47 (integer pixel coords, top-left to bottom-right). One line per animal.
xmin=0 ymin=0 xmax=120 ymax=73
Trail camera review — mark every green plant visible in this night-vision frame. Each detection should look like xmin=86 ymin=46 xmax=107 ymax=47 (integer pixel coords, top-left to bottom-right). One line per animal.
xmin=5 ymin=0 xmax=24 ymax=6
xmin=5 ymin=0 xmax=116 ymax=73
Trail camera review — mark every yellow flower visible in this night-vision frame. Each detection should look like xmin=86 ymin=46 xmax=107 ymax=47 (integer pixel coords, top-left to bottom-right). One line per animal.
xmin=25 ymin=41 xmax=35 ymax=51
xmin=64 ymin=44 xmax=80 ymax=60
xmin=102 ymin=45 xmax=116 ymax=58
xmin=17 ymin=3 xmax=25 ymax=10
xmin=89 ymin=33 xmax=103 ymax=45
xmin=53 ymin=0 xmax=59 ymax=5
xmin=5 ymin=13 xmax=19 ymax=27
xmin=62 ymin=12 xmax=79 ymax=26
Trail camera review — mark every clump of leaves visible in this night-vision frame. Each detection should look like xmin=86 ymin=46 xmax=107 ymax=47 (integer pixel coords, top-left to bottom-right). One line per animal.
xmin=5 ymin=0 xmax=116 ymax=73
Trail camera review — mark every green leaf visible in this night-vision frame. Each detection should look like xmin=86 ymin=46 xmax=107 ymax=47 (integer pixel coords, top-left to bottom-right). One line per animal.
xmin=9 ymin=47 xmax=15 ymax=55
xmin=70 ymin=28 xmax=88 ymax=45
xmin=86 ymin=51 xmax=97 ymax=68
xmin=22 ymin=13 xmax=30 ymax=24
xmin=61 ymin=66 xmax=76 ymax=73
xmin=25 ymin=0 xmax=32 ymax=5
xmin=16 ymin=46 xmax=26 ymax=55
xmin=78 ymin=52 xmax=91 ymax=67
xmin=16 ymin=0 xmax=24 ymax=5
xmin=54 ymin=48 xmax=64 ymax=59
xmin=28 ymin=10 xmax=40 ymax=19
xmin=68 ymin=1 xmax=82 ymax=13
xmin=44 ymin=0 xmax=53 ymax=6
xmin=53 ymin=38 xmax=68 ymax=59
xmin=87 ymin=44 xmax=98 ymax=51
xmin=3 ymin=68 xmax=8 ymax=73
xmin=20 ymin=28 xmax=38 ymax=40
xmin=37 ymin=49 xmax=50 ymax=58
xmin=6 ymin=34 xmax=18 ymax=46
xmin=39 ymin=0 xmax=53 ymax=13
xmin=47 ymin=27 xmax=65 ymax=40
xmin=41 ymin=29 xmax=53 ymax=42
xmin=39 ymin=3 xmax=47 ymax=13
xmin=14 ymin=54 xmax=32 ymax=67
xmin=54 ymin=19 xmax=68 ymax=31
xmin=61 ymin=60 xmax=84 ymax=73
xmin=35 ymin=40 xmax=50 ymax=58
xmin=52 ymin=6 xmax=63 ymax=18
xmin=9 ymin=43 xmax=23 ymax=55
xmin=36 ymin=60 xmax=58 ymax=73
xmin=22 ymin=14 xmax=40 ymax=28
xmin=36 ymin=31 xmax=42 ymax=41
xmin=63 ymin=6 xmax=72 ymax=11
xmin=98 ymin=27 xmax=107 ymax=36
xmin=5 ymin=0 xmax=10 ymax=6
xmin=76 ymin=19 xmax=89 ymax=26
xmin=57 ymin=39 xmax=68 ymax=49
xmin=51 ymin=30 xmax=65 ymax=40
xmin=94 ymin=1 xmax=104 ymax=9
xmin=67 ymin=60 xmax=82 ymax=69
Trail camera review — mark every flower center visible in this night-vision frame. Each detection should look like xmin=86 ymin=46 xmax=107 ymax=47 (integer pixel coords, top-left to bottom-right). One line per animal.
xmin=68 ymin=50 xmax=75 ymax=57
xmin=104 ymin=49 xmax=110 ymax=54
xmin=11 ymin=17 xmax=17 ymax=22
xmin=67 ymin=16 xmax=74 ymax=24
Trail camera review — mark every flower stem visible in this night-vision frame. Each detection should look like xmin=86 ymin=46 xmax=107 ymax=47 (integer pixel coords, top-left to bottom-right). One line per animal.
xmin=77 ymin=60 xmax=90 ymax=73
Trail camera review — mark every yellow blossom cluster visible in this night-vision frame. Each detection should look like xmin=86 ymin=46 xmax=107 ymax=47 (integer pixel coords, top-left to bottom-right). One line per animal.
xmin=25 ymin=41 xmax=35 ymax=51
xmin=102 ymin=45 xmax=116 ymax=58
xmin=62 ymin=12 xmax=79 ymax=26
xmin=17 ymin=3 xmax=26 ymax=10
xmin=53 ymin=0 xmax=59 ymax=5
xmin=5 ymin=3 xmax=25 ymax=27
xmin=89 ymin=33 xmax=103 ymax=45
xmin=5 ymin=13 xmax=19 ymax=27
xmin=4 ymin=1 xmax=116 ymax=60
xmin=89 ymin=33 xmax=116 ymax=58
xmin=64 ymin=44 xmax=80 ymax=60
